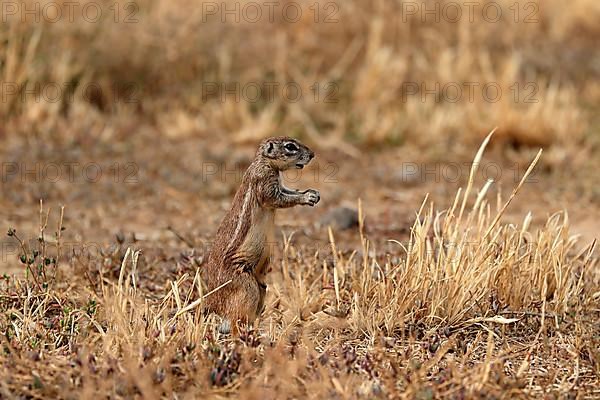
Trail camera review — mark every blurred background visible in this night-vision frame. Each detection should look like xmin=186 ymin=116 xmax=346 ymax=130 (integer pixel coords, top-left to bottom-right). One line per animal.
xmin=2 ymin=0 xmax=598 ymax=144
xmin=1 ymin=0 xmax=599 ymax=266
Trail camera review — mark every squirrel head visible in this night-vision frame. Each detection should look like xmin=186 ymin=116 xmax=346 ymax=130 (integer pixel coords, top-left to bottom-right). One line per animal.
xmin=258 ymin=136 xmax=315 ymax=171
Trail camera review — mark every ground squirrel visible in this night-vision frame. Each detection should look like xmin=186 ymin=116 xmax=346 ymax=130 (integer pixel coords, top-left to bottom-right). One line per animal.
xmin=203 ymin=136 xmax=320 ymax=333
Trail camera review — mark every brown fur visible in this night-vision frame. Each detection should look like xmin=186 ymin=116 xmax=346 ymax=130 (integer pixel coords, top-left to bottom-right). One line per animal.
xmin=203 ymin=136 xmax=319 ymax=333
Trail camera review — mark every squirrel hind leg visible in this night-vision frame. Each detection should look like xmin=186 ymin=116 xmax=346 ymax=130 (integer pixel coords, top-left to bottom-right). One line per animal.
xmin=222 ymin=276 xmax=263 ymax=331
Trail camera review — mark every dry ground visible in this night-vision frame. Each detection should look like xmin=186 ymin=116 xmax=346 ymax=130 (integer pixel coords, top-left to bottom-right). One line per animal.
xmin=0 ymin=129 xmax=599 ymax=398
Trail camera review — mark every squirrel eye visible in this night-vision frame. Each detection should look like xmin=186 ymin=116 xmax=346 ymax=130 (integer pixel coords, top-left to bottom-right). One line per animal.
xmin=284 ymin=143 xmax=298 ymax=152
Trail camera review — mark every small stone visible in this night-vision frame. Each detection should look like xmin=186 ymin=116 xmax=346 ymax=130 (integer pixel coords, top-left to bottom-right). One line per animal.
xmin=27 ymin=351 xmax=40 ymax=361
xmin=319 ymin=207 xmax=359 ymax=230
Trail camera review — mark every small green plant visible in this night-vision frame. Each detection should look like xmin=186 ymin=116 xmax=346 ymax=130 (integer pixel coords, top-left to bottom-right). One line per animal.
xmin=6 ymin=201 xmax=65 ymax=292
xmin=85 ymin=299 xmax=98 ymax=316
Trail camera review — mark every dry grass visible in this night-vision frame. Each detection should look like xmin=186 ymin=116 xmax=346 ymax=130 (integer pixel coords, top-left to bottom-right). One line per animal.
xmin=1 ymin=134 xmax=598 ymax=398
xmin=1 ymin=0 xmax=598 ymax=150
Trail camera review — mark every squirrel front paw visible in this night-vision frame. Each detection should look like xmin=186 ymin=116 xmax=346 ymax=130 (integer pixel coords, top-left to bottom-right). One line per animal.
xmin=301 ymin=189 xmax=320 ymax=206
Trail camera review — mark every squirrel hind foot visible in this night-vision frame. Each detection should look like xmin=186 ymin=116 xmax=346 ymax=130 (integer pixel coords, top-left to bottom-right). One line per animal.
xmin=218 ymin=319 xmax=232 ymax=335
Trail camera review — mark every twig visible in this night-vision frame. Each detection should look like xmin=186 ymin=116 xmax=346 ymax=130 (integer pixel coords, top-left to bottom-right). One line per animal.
xmin=38 ymin=199 xmax=49 ymax=283
xmin=173 ymin=279 xmax=232 ymax=318
xmin=499 ymin=310 xmax=559 ymax=318
xmin=11 ymin=231 xmax=42 ymax=292
xmin=483 ymin=149 xmax=542 ymax=239
xmin=167 ymin=225 xmax=195 ymax=248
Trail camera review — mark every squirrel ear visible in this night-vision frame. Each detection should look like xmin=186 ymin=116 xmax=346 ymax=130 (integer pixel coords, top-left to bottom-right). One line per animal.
xmin=263 ymin=142 xmax=275 ymax=158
